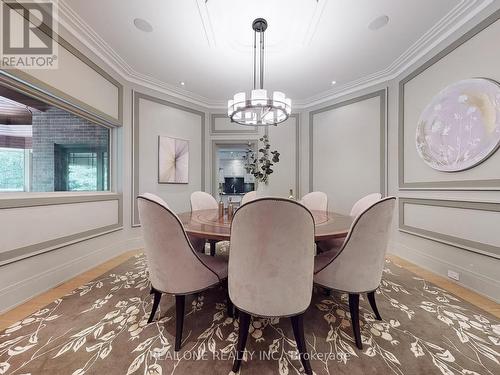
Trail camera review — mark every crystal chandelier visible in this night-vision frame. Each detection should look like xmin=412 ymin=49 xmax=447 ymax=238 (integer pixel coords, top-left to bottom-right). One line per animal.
xmin=227 ymin=18 xmax=291 ymax=126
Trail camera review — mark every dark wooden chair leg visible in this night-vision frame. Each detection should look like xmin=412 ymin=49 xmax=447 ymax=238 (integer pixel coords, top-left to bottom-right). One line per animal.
xmin=349 ymin=293 xmax=362 ymax=349
xmin=232 ymin=311 xmax=251 ymax=373
xmin=367 ymin=291 xmax=382 ymax=321
xmin=147 ymin=289 xmax=162 ymax=324
xmin=209 ymin=240 xmax=216 ymax=256
xmin=175 ymin=295 xmax=186 ymax=351
xmin=234 ymin=307 xmax=239 ymax=319
xmin=227 ymin=298 xmax=234 ymax=318
xmin=224 ymin=281 xmax=234 ymax=318
xmin=291 ymin=314 xmax=313 ymax=375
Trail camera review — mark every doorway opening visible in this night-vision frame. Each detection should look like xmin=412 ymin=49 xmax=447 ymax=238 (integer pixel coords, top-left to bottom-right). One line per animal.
xmin=212 ymin=140 xmax=257 ymax=206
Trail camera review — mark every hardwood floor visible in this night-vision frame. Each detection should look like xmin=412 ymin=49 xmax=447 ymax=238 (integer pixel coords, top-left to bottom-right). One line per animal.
xmin=0 ymin=251 xmax=497 ymax=331
xmin=388 ymin=254 xmax=500 ymax=318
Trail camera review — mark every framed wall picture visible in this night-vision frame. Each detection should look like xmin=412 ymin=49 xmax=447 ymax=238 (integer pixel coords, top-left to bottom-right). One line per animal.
xmin=158 ymin=136 xmax=189 ymax=184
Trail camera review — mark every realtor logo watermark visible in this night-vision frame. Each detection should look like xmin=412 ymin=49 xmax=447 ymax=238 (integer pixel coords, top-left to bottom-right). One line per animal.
xmin=0 ymin=0 xmax=58 ymax=69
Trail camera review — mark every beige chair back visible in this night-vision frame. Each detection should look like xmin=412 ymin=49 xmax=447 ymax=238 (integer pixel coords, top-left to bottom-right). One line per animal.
xmin=141 ymin=192 xmax=168 ymax=207
xmin=138 ymin=195 xmax=220 ymax=294
xmin=350 ymin=193 xmax=382 ymax=217
xmin=315 ymin=197 xmax=396 ymax=293
xmin=190 ymin=191 xmax=218 ymax=211
xmin=300 ymin=191 xmax=328 ymax=211
xmin=229 ymin=198 xmax=315 ymax=317
xmin=241 ymin=191 xmax=257 ymax=205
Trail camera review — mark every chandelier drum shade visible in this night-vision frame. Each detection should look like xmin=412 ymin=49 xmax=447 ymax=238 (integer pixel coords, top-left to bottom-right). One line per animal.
xmin=227 ymin=18 xmax=291 ymax=126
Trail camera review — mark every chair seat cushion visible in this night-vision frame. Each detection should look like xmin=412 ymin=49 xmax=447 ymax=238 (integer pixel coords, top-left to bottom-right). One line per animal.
xmin=198 ymin=254 xmax=228 ymax=279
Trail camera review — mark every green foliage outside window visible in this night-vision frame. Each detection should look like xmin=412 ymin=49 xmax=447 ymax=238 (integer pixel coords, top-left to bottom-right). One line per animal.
xmin=68 ymin=164 xmax=98 ymax=191
xmin=0 ymin=148 xmax=24 ymax=191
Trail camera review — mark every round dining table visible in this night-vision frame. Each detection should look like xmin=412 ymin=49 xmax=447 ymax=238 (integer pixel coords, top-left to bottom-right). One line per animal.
xmin=178 ymin=208 xmax=354 ymax=254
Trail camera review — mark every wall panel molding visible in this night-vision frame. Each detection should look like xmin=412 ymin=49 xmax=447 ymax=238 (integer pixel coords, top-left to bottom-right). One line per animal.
xmin=293 ymin=113 xmax=301 ymax=198
xmin=132 ymin=91 xmax=206 ymax=226
xmin=399 ymin=197 xmax=500 ymax=259
xmin=309 ymin=89 xmax=387 ymax=194
xmin=268 ymin=113 xmax=301 ymax=198
xmin=398 ymin=10 xmax=500 ymax=190
xmin=210 ymin=114 xmax=258 ymax=135
xmin=0 ymin=193 xmax=123 ymax=265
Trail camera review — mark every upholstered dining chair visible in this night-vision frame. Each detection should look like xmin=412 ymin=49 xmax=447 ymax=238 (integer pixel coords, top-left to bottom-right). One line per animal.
xmin=299 ymin=191 xmax=328 ymax=212
xmin=317 ymin=192 xmax=382 ymax=254
xmin=190 ymin=191 xmax=220 ymax=255
xmin=313 ymin=196 xmax=396 ymax=350
xmin=190 ymin=191 xmax=218 ymax=211
xmin=137 ymin=194 xmax=230 ymax=351
xmin=350 ymin=193 xmax=382 ymax=217
xmin=140 ymin=193 xmax=206 ymax=253
xmin=240 ymin=191 xmax=257 ymax=205
xmin=229 ymin=198 xmax=315 ymax=374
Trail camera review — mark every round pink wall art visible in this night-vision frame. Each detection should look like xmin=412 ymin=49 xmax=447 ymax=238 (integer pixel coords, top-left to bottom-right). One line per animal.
xmin=416 ymin=78 xmax=500 ymax=172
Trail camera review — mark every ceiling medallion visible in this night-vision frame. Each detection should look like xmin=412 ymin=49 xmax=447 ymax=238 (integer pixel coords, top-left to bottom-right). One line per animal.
xmin=227 ymin=18 xmax=291 ymax=126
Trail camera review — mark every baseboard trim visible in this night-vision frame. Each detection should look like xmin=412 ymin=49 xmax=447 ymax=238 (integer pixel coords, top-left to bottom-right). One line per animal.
xmin=0 ymin=236 xmax=143 ymax=314
xmin=388 ymin=240 xmax=500 ymax=304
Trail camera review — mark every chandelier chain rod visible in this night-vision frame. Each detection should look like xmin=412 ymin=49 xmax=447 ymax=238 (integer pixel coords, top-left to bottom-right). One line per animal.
xmin=253 ymin=30 xmax=257 ymax=90
xmin=260 ymin=29 xmax=264 ymax=89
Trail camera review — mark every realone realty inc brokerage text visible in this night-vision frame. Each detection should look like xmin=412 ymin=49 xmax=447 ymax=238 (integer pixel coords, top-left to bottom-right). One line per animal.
xmin=151 ymin=350 xmax=350 ymax=362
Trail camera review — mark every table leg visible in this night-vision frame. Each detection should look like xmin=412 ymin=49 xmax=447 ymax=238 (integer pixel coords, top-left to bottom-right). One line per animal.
xmin=209 ymin=240 xmax=216 ymax=256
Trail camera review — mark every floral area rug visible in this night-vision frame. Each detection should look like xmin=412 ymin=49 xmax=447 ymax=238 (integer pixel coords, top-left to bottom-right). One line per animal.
xmin=0 ymin=254 xmax=499 ymax=375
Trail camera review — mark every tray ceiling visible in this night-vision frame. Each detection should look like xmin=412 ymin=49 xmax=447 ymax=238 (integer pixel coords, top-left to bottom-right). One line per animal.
xmin=59 ymin=0 xmax=493 ymax=107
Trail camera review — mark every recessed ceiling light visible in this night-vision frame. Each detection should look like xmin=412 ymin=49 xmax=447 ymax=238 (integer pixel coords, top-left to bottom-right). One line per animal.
xmin=133 ymin=18 xmax=153 ymax=33
xmin=180 ymin=81 xmax=185 ymax=86
xmin=368 ymin=15 xmax=390 ymax=31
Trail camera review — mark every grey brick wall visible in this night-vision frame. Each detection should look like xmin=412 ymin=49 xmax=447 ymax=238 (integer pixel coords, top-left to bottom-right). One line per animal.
xmin=31 ymin=107 xmax=109 ymax=191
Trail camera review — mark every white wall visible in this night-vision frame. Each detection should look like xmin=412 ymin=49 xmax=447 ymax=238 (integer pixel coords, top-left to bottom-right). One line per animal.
xmin=21 ymin=43 xmax=120 ymax=121
xmin=403 ymin=203 xmax=500 ymax=248
xmin=219 ymin=158 xmax=247 ymax=177
xmin=311 ymin=96 xmax=383 ymax=214
xmin=402 ymin=19 xmax=500 ymax=185
xmin=296 ymin=6 xmax=500 ymax=303
xmin=136 ymin=97 xmax=204 ymax=213
xmin=386 ymin=11 xmax=500 ymax=302
xmin=267 ymin=115 xmax=300 ymax=198
xmin=0 ymin=25 xmax=141 ymax=313
xmin=0 ymin=199 xmax=118 ymax=253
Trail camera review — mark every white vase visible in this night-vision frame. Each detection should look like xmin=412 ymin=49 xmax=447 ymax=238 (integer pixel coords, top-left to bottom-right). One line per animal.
xmin=256 ymin=182 xmax=271 ymax=197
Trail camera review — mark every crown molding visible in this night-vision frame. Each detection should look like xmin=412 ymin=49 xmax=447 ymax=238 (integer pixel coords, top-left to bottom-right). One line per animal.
xmin=57 ymin=0 xmax=494 ymax=111
xmin=57 ymin=1 xmax=219 ymax=108
xmin=295 ymin=0 xmax=494 ymax=108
